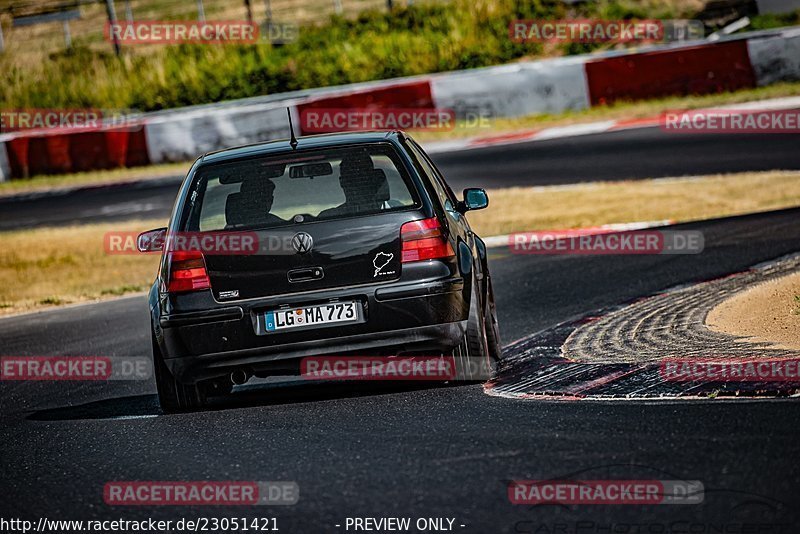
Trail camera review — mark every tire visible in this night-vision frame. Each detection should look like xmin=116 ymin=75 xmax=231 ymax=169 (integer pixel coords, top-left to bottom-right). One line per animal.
xmin=152 ymin=334 xmax=207 ymax=413
xmin=484 ymin=277 xmax=502 ymax=362
xmin=452 ymin=275 xmax=493 ymax=382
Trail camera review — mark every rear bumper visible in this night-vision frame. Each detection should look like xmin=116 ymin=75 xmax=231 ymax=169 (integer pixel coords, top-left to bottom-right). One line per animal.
xmin=155 ymin=274 xmax=469 ymax=384
xmin=165 ymin=321 xmax=466 ymax=384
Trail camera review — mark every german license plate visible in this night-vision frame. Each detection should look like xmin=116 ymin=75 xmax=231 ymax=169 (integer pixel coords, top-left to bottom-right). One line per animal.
xmin=264 ymin=301 xmax=359 ymax=332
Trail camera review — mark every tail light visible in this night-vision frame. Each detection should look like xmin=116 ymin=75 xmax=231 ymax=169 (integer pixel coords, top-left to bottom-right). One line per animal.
xmin=167 ymin=250 xmax=211 ymax=293
xmin=400 ymin=217 xmax=455 ymax=262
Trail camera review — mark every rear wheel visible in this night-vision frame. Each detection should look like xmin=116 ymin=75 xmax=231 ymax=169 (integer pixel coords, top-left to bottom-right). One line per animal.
xmin=484 ymin=277 xmax=502 ymax=362
xmin=452 ymin=275 xmax=493 ymax=381
xmin=152 ymin=334 xmax=207 ymax=413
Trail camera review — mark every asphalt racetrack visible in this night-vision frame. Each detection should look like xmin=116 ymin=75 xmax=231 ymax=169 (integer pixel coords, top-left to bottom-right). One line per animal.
xmin=2 ymin=127 xmax=800 ymax=230
xmin=2 ymin=203 xmax=799 ymax=530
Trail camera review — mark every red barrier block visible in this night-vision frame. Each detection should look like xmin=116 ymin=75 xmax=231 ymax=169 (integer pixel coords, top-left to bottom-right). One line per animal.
xmin=6 ymin=137 xmax=31 ymax=178
xmin=102 ymin=130 xmax=131 ymax=168
xmin=25 ymin=137 xmax=52 ymax=177
xmin=296 ymin=80 xmax=434 ymax=135
xmin=69 ymin=131 xmax=120 ymax=171
xmin=585 ymin=40 xmax=756 ymax=106
xmin=124 ymin=126 xmax=150 ymax=167
xmin=4 ymin=125 xmax=150 ymax=178
xmin=45 ymin=135 xmax=73 ymax=173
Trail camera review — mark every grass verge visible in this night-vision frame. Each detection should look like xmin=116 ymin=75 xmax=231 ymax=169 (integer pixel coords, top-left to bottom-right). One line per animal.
xmin=0 ymin=219 xmax=162 ymax=315
xmin=466 ymin=170 xmax=800 ymax=236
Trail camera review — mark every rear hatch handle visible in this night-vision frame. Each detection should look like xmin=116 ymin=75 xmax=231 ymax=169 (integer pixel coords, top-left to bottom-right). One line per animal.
xmin=287 ymin=267 xmax=325 ymax=283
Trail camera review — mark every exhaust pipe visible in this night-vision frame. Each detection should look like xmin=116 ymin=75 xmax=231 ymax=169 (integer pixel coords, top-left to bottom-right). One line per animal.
xmin=230 ymin=368 xmax=250 ymax=386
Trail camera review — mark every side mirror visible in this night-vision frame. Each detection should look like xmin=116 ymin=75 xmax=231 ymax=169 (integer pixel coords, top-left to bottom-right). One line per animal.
xmin=458 ymin=188 xmax=489 ymax=213
xmin=137 ymin=228 xmax=167 ymax=253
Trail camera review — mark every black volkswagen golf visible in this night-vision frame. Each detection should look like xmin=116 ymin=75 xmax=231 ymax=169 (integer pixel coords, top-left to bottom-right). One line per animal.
xmin=139 ymin=130 xmax=501 ymax=412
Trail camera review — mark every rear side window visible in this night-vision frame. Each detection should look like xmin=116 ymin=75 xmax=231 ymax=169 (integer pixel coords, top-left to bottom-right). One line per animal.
xmin=183 ymin=144 xmax=419 ymax=231
xmin=406 ymin=139 xmax=458 ymax=212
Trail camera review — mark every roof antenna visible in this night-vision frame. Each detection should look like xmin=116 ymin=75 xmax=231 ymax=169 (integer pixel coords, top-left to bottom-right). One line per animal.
xmin=287 ymin=108 xmax=298 ymax=150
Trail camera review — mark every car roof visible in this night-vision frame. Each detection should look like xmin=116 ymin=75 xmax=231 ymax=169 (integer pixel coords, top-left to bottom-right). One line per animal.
xmin=200 ymin=130 xmax=406 ymax=164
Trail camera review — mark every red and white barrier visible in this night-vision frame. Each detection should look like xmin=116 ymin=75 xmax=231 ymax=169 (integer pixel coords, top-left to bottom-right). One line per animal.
xmin=747 ymin=29 xmax=800 ymax=86
xmin=430 ymin=55 xmax=590 ymax=119
xmin=584 ymin=40 xmax=756 ymax=106
xmin=1 ymin=28 xmax=799 ymax=181
xmin=296 ymin=79 xmax=436 ymax=135
xmin=1 ymin=124 xmax=149 ymax=180
xmin=144 ymin=102 xmax=293 ymax=163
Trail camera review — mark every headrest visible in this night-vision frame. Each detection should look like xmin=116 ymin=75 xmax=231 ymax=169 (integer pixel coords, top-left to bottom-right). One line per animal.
xmin=240 ymin=178 xmax=275 ymax=196
xmin=225 ymin=179 xmax=276 ymax=227
xmin=339 ymin=167 xmax=389 ymax=203
xmin=339 ymin=151 xmax=374 ymax=175
xmin=225 ymin=192 xmax=248 ymax=227
xmin=372 ymin=169 xmax=390 ymax=202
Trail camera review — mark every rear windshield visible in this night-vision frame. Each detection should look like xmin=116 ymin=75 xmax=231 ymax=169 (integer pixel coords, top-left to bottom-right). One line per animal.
xmin=182 ymin=144 xmax=419 ymax=231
